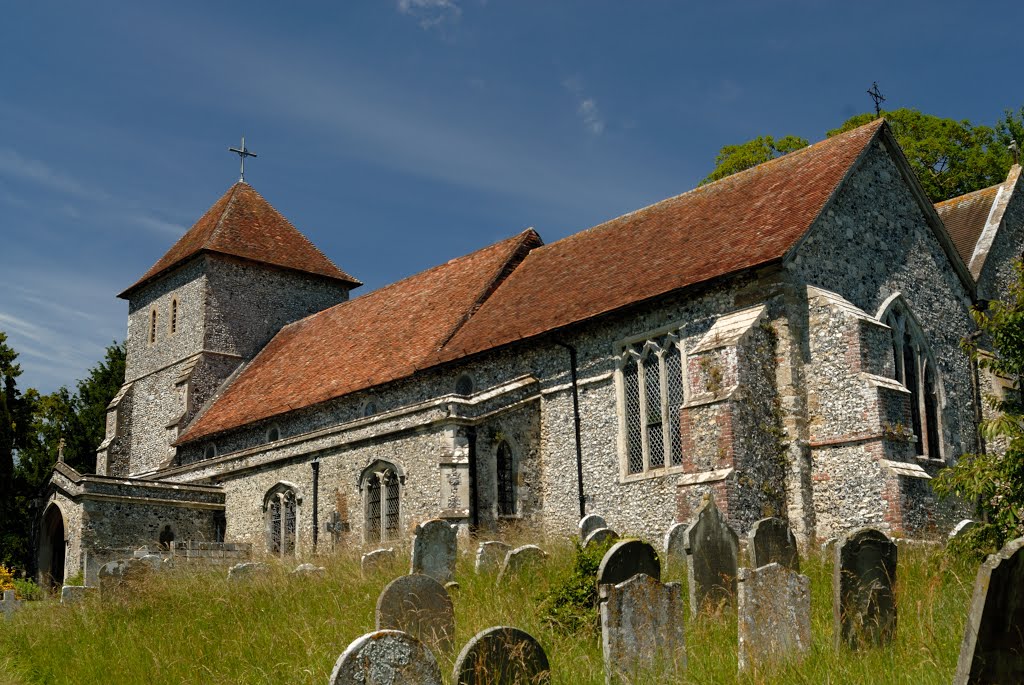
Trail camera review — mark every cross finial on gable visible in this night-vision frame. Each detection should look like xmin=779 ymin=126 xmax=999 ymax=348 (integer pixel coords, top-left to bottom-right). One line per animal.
xmin=867 ymin=82 xmax=886 ymax=119
xmin=228 ymin=136 xmax=258 ymax=184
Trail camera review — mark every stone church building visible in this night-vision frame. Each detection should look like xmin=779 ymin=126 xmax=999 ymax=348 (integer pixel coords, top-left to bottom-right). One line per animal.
xmin=37 ymin=119 xmax=1024 ymax=585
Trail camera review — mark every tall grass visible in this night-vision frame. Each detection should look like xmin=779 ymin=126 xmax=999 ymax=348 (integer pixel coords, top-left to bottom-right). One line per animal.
xmin=0 ymin=538 xmax=975 ymax=684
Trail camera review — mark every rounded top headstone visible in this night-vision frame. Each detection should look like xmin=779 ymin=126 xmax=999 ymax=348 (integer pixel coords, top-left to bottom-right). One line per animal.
xmin=583 ymin=527 xmax=619 ymax=549
xmin=376 ymin=574 xmax=455 ymax=653
xmin=579 ymin=514 xmax=608 ymax=540
xmin=452 ymin=626 xmax=550 ymax=685
xmin=597 ymin=539 xmax=660 ymax=588
xmin=748 ymin=517 xmax=800 ymax=572
xmin=330 ymin=630 xmax=442 ymax=685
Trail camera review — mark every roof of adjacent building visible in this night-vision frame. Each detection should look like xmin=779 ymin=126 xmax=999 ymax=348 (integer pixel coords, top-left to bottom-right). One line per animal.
xmin=179 ymin=119 xmax=890 ymax=445
xmin=119 ymin=182 xmax=361 ymax=298
xmin=934 ymin=183 xmax=1002 ymax=266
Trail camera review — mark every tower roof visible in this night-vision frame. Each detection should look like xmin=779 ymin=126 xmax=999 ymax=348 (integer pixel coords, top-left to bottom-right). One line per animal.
xmin=119 ymin=183 xmax=361 ymax=298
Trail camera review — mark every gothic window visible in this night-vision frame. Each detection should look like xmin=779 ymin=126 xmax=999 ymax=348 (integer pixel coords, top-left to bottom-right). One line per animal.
xmin=883 ymin=301 xmax=943 ymax=460
xmin=496 ymin=440 xmax=517 ymax=517
xmin=360 ymin=461 xmax=403 ymax=544
xmin=149 ymin=308 xmax=158 ymax=344
xmin=618 ymin=332 xmax=686 ymax=476
xmin=169 ymin=298 xmax=178 ymax=335
xmin=264 ymin=483 xmax=299 ymax=557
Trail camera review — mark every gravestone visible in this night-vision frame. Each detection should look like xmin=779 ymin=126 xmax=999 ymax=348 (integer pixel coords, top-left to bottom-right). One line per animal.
xmin=748 ymin=517 xmax=800 ymax=571
xmin=330 ymin=629 xmax=442 ymax=685
xmin=475 ymin=541 xmax=512 ymax=575
xmin=138 ymin=554 xmax=171 ymax=572
xmin=376 ymin=574 xmax=455 ymax=654
xmin=227 ymin=561 xmax=270 ymax=581
xmin=497 ymin=545 xmax=548 ymax=584
xmin=663 ymin=522 xmax=687 ymax=574
xmin=98 ymin=558 xmax=151 ymax=596
xmin=60 ymin=585 xmax=96 ymax=605
xmin=683 ymin=498 xmax=739 ymax=617
xmin=411 ymin=519 xmax=457 ymax=584
xmin=579 ymin=514 xmax=608 ymax=541
xmin=584 ymin=527 xmax=619 ymax=549
xmin=737 ymin=563 xmax=811 ymax=671
xmin=291 ymin=563 xmax=326 ymax=576
xmin=954 ymin=536 xmax=1024 ymax=684
xmin=949 ymin=520 xmax=977 ymax=541
xmin=1 ymin=590 xmax=22 ymax=619
xmin=362 ymin=548 xmax=397 ymax=575
xmin=833 ymin=527 xmax=897 ymax=649
xmin=596 ymin=540 xmax=660 ymax=590
xmin=600 ymin=573 xmax=686 ymax=684
xmin=452 ymin=626 xmax=550 ymax=685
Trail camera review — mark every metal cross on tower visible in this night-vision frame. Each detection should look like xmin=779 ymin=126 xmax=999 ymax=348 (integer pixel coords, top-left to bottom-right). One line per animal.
xmin=867 ymin=82 xmax=886 ymax=118
xmin=228 ymin=136 xmax=258 ymax=183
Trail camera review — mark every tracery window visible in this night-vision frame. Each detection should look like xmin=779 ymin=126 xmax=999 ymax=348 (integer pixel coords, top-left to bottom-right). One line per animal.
xmin=496 ymin=440 xmax=517 ymax=517
xmin=264 ymin=484 xmax=299 ymax=556
xmin=617 ymin=332 xmax=685 ymax=476
xmin=361 ymin=461 xmax=402 ymax=544
xmin=883 ymin=302 xmax=943 ymax=460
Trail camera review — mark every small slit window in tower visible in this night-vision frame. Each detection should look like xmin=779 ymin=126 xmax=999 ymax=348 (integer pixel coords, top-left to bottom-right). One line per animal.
xmin=170 ymin=298 xmax=178 ymax=335
xmin=149 ymin=309 xmax=158 ymax=344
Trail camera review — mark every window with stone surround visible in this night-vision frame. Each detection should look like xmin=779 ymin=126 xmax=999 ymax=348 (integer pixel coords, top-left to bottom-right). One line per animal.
xmin=360 ymin=460 xmax=403 ymax=544
xmin=882 ymin=300 xmax=943 ymax=460
xmin=616 ymin=330 xmax=686 ymax=477
xmin=169 ymin=298 xmax=179 ymax=336
xmin=263 ymin=483 xmax=299 ymax=557
xmin=496 ymin=440 xmax=517 ymax=517
xmin=148 ymin=308 xmax=158 ymax=345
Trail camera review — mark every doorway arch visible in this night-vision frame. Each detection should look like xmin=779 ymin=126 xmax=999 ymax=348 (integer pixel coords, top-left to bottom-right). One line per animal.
xmin=38 ymin=503 xmax=67 ymax=589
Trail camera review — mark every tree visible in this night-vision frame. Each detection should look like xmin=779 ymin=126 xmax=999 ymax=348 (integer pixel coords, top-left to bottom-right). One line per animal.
xmin=700 ymin=135 xmax=809 ymax=185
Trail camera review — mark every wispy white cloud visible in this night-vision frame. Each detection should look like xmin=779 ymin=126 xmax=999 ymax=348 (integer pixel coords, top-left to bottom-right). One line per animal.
xmin=0 ymin=147 xmax=110 ymax=201
xmin=397 ymin=0 xmax=461 ymax=29
xmin=563 ymin=78 xmax=605 ymax=136
xmin=131 ymin=214 xmax=186 ymax=238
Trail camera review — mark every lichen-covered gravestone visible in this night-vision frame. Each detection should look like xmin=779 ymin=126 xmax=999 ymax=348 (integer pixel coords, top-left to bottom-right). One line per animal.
xmin=748 ymin=517 xmax=800 ymax=572
xmin=99 ymin=558 xmax=151 ymax=596
xmin=411 ymin=519 xmax=457 ymax=584
xmin=683 ymin=498 xmax=739 ymax=617
xmin=597 ymin=540 xmax=660 ymax=589
xmin=663 ymin=522 xmax=687 ymax=575
xmin=452 ymin=626 xmax=550 ymax=685
xmin=496 ymin=545 xmax=548 ymax=584
xmin=584 ymin=527 xmax=619 ymax=549
xmin=60 ymin=585 xmax=96 ymax=605
xmin=330 ymin=630 xmax=442 ymax=685
xmin=362 ymin=548 xmax=397 ymax=575
xmin=737 ymin=562 xmax=811 ymax=671
xmin=376 ymin=574 xmax=455 ymax=654
xmin=954 ymin=536 xmax=1024 ymax=684
xmin=475 ymin=541 xmax=512 ymax=575
xmin=833 ymin=527 xmax=897 ymax=649
xmin=291 ymin=563 xmax=325 ymax=576
xmin=579 ymin=514 xmax=608 ymax=541
xmin=600 ymin=573 xmax=686 ymax=684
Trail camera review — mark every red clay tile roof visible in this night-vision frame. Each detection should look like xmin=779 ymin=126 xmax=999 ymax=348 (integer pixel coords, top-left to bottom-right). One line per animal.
xmin=119 ymin=183 xmax=360 ymax=298
xmin=934 ymin=183 xmax=1001 ymax=266
xmin=434 ymin=119 xmax=884 ymax=363
xmin=178 ymin=229 xmax=542 ymax=443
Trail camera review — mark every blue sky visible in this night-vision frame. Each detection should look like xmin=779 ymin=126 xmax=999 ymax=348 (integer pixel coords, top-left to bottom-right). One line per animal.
xmin=2 ymin=1 xmax=1020 ymax=393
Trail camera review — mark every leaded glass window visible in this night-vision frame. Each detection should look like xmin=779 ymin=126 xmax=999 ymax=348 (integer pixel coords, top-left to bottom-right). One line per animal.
xmin=265 ymin=485 xmax=298 ymax=557
xmin=619 ymin=333 xmax=686 ymax=476
xmin=496 ymin=441 xmax=516 ymax=516
xmin=362 ymin=462 xmax=402 ymax=544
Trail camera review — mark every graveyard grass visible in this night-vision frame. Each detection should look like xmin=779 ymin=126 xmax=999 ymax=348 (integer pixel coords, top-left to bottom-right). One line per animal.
xmin=0 ymin=538 xmax=975 ymax=684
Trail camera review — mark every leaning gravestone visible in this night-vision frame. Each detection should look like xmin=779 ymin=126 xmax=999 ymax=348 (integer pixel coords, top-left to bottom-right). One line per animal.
xmin=411 ymin=519 xmax=457 ymax=584
xmin=291 ymin=563 xmax=326 ymax=577
xmin=452 ymin=626 xmax=550 ymax=685
xmin=737 ymin=563 xmax=811 ymax=671
xmin=475 ymin=541 xmax=512 ymax=575
xmin=362 ymin=548 xmax=397 ymax=575
xmin=833 ymin=527 xmax=897 ymax=649
xmin=600 ymin=573 xmax=686 ymax=684
xmin=597 ymin=540 xmax=660 ymax=590
xmin=330 ymin=629 xmax=442 ymax=685
xmin=579 ymin=514 xmax=608 ymax=541
xmin=98 ymin=558 xmax=151 ymax=596
xmin=683 ymin=498 xmax=739 ymax=617
xmin=748 ymin=517 xmax=800 ymax=572
xmin=663 ymin=522 xmax=688 ymax=574
xmin=497 ymin=545 xmax=548 ymax=584
xmin=227 ymin=561 xmax=270 ymax=581
xmin=584 ymin=527 xmax=619 ymax=549
xmin=376 ymin=574 xmax=455 ymax=654
xmin=953 ymin=536 xmax=1024 ymax=684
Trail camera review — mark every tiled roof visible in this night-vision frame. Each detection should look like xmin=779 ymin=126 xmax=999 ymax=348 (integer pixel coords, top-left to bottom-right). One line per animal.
xmin=934 ymin=184 xmax=1001 ymax=266
xmin=119 ymin=183 xmax=361 ymax=298
xmin=435 ymin=119 xmax=884 ymax=362
xmin=178 ymin=229 xmax=542 ymax=443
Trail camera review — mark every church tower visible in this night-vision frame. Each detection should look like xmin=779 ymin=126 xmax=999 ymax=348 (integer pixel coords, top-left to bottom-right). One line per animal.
xmin=96 ymin=183 xmax=360 ymax=477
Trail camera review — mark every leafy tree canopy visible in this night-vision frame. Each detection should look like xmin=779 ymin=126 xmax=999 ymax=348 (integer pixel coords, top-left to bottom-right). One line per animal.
xmin=700 ymin=135 xmax=809 ymax=185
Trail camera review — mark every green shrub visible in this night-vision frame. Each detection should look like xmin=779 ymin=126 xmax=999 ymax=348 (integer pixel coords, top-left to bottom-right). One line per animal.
xmin=538 ymin=538 xmax=615 ymax=634
xmin=12 ymin=578 xmax=45 ymax=601
xmin=63 ymin=572 xmax=85 ymax=587
xmin=946 ymin=522 xmax=1003 ymax=562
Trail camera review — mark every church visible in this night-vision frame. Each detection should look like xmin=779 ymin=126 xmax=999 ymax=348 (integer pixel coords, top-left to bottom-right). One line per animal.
xmin=36 ymin=119 xmax=1024 ymax=586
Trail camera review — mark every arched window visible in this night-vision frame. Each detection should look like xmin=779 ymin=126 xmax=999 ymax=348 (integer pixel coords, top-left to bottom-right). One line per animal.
xmin=149 ymin=308 xmax=158 ymax=344
xmin=882 ymin=299 xmax=943 ymax=460
xmin=455 ymin=374 xmax=474 ymax=396
xmin=266 ymin=425 xmax=280 ymax=442
xmin=264 ymin=483 xmax=300 ymax=556
xmin=203 ymin=443 xmax=217 ymax=460
xmin=496 ymin=441 xmax=517 ymax=517
xmin=360 ymin=460 xmax=403 ymax=544
xmin=170 ymin=298 xmax=179 ymax=335
xmin=618 ymin=333 xmax=685 ymax=475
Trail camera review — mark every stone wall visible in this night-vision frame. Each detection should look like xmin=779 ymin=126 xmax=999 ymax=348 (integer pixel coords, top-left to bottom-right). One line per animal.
xmin=974 ymin=166 xmax=1024 ymax=303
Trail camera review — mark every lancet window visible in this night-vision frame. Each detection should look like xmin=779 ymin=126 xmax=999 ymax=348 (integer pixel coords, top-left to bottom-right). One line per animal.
xmin=496 ymin=440 xmax=517 ymax=517
xmin=618 ymin=332 xmax=685 ymax=476
xmin=264 ymin=484 xmax=298 ymax=557
xmin=883 ymin=302 xmax=943 ymax=460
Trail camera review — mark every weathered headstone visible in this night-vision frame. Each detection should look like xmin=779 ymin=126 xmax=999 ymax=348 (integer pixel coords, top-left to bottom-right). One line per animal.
xmin=496 ymin=545 xmax=548 ymax=584
xmin=663 ymin=522 xmax=687 ymax=574
xmin=330 ymin=629 xmax=442 ymax=685
xmin=584 ymin=527 xmax=619 ymax=549
xmin=683 ymin=498 xmax=739 ymax=616
xmin=60 ymin=585 xmax=96 ymax=605
xmin=138 ymin=553 xmax=171 ymax=572
xmin=596 ymin=540 xmax=660 ymax=590
xmin=600 ymin=573 xmax=686 ymax=684
xmin=133 ymin=545 xmax=151 ymax=559
xmin=833 ymin=527 xmax=897 ymax=649
xmin=376 ymin=574 xmax=455 ymax=654
xmin=291 ymin=563 xmax=326 ymax=576
xmin=475 ymin=541 xmax=512 ymax=575
xmin=748 ymin=517 xmax=800 ymax=572
xmin=411 ymin=519 xmax=457 ymax=584
xmin=949 ymin=519 xmax=977 ymax=541
xmin=579 ymin=514 xmax=608 ymax=541
xmin=1 ymin=590 xmax=22 ymax=619
xmin=452 ymin=626 xmax=550 ymax=685
xmin=737 ymin=563 xmax=811 ymax=671
xmin=362 ymin=547 xmax=397 ymax=575
xmin=954 ymin=536 xmax=1024 ymax=684
xmin=98 ymin=558 xmax=151 ymax=596
xmin=227 ymin=561 xmax=270 ymax=581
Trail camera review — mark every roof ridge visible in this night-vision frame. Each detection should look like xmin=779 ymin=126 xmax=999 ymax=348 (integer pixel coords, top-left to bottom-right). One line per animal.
xmin=935 ymin=182 xmax=1004 ymax=208
xmin=207 ymin=183 xmax=241 ymax=245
